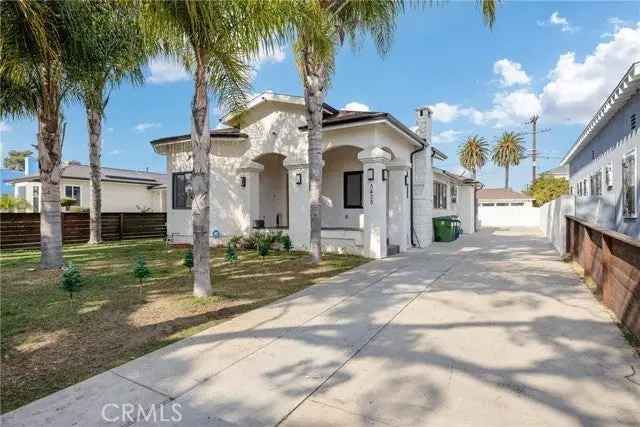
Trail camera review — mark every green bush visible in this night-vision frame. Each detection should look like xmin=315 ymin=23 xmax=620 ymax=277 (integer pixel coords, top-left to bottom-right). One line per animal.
xmin=280 ymin=234 xmax=292 ymax=252
xmin=132 ymin=256 xmax=151 ymax=295
xmin=225 ymin=243 xmax=238 ymax=263
xmin=183 ymin=248 xmax=193 ymax=271
xmin=60 ymin=197 xmax=77 ymax=211
xmin=228 ymin=235 xmax=242 ymax=249
xmin=60 ymin=262 xmax=82 ymax=301
xmin=257 ymin=238 xmax=270 ymax=258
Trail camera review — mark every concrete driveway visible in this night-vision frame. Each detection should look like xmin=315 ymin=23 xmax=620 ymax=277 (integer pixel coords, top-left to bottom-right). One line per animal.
xmin=3 ymin=228 xmax=639 ymax=426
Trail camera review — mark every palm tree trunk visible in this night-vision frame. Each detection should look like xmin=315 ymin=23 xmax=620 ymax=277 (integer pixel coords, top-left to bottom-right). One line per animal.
xmin=87 ymin=104 xmax=102 ymax=244
xmin=37 ymin=77 xmax=64 ymax=269
xmin=505 ymin=164 xmax=510 ymax=189
xmin=191 ymin=50 xmax=212 ymax=297
xmin=302 ymin=58 xmax=326 ymax=265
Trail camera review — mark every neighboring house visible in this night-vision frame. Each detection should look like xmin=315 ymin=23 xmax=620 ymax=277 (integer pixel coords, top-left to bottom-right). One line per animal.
xmin=0 ymin=169 xmax=23 ymax=196
xmin=477 ymin=188 xmax=534 ymax=207
xmin=432 ymin=167 xmax=477 ymax=234
xmin=9 ymin=161 xmax=167 ymax=213
xmin=541 ymin=164 xmax=569 ymax=180
xmin=560 ymin=62 xmax=640 ymax=238
xmin=151 ymin=92 xmax=478 ymax=259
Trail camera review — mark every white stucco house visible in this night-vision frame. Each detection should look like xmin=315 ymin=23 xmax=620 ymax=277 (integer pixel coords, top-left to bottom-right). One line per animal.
xmin=151 ymin=92 xmax=478 ymax=258
xmin=9 ymin=161 xmax=167 ymax=213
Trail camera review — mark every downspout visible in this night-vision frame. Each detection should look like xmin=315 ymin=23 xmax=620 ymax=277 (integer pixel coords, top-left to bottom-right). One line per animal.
xmin=410 ymin=140 xmax=426 ymax=247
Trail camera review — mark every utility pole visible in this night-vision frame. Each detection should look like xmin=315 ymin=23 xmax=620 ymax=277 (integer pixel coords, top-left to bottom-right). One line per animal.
xmin=527 ymin=115 xmax=539 ymax=186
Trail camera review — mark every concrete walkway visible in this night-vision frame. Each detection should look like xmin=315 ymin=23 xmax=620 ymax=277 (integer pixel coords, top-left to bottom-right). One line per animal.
xmin=3 ymin=228 xmax=639 ymax=426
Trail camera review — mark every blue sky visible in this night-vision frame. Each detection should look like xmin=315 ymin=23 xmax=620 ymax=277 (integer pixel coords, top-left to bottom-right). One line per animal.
xmin=1 ymin=1 xmax=639 ymax=191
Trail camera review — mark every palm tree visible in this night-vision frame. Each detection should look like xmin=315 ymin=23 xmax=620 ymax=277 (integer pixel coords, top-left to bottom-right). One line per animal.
xmin=71 ymin=3 xmax=148 ymax=244
xmin=458 ymin=135 xmax=489 ymax=179
xmin=292 ymin=0 xmax=498 ymax=264
xmin=458 ymin=135 xmax=489 ymax=232
xmin=492 ymin=131 xmax=525 ymax=189
xmin=0 ymin=1 xmax=92 ymax=268
xmin=142 ymin=0 xmax=287 ymax=297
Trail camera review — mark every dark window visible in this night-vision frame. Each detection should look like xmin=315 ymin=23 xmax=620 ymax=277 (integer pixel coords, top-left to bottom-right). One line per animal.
xmin=64 ymin=185 xmax=81 ymax=205
xmin=172 ymin=172 xmax=193 ymax=209
xmin=622 ymin=151 xmax=637 ymax=218
xmin=496 ymin=203 xmax=509 ymax=206
xmin=450 ymin=185 xmax=457 ymax=204
xmin=631 ymin=113 xmax=637 ymax=131
xmin=343 ymin=171 xmax=363 ymax=209
xmin=510 ymin=202 xmax=524 ymax=206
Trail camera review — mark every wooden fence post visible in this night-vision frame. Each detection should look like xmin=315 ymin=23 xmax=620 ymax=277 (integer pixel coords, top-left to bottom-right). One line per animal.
xmin=119 ymin=213 xmax=124 ymax=240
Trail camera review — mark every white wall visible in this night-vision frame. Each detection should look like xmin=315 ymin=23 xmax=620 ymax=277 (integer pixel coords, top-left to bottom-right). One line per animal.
xmin=540 ymin=195 xmax=575 ymax=257
xmin=321 ymin=146 xmax=363 ymax=228
xmin=478 ymin=205 xmax=540 ymax=228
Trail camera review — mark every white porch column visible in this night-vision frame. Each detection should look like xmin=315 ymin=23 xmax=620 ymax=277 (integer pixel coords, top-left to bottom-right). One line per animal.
xmin=238 ymin=161 xmax=264 ymax=233
xmin=358 ymin=148 xmax=391 ymax=259
xmin=283 ymin=158 xmax=310 ymax=250
xmin=387 ymin=161 xmax=411 ymax=252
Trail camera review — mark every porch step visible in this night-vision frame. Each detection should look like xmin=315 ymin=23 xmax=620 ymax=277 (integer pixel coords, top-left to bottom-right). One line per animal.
xmin=387 ymin=244 xmax=400 ymax=256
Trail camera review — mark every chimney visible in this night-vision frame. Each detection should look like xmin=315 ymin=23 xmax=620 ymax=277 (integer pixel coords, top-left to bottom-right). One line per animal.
xmin=415 ymin=106 xmax=432 ymax=145
xmin=24 ymin=156 xmax=38 ymax=176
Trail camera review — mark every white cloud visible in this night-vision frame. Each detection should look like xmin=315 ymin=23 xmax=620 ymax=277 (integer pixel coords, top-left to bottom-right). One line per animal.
xmin=540 ymin=22 xmax=640 ymax=123
xmin=428 ymin=102 xmax=460 ymax=123
xmin=602 ymin=17 xmax=631 ymax=38
xmin=147 ymin=57 xmax=190 ymax=84
xmin=538 ymin=11 xmax=578 ymax=33
xmin=432 ymin=129 xmax=463 ymax=145
xmin=342 ymin=101 xmax=370 ymax=112
xmin=134 ymin=122 xmax=162 ymax=133
xmin=106 ymin=127 xmax=114 ymax=133
xmin=0 ymin=121 xmax=12 ymax=133
xmin=493 ymin=59 xmax=531 ymax=87
xmin=108 ymin=149 xmax=121 ymax=156
xmin=253 ymin=46 xmax=286 ymax=68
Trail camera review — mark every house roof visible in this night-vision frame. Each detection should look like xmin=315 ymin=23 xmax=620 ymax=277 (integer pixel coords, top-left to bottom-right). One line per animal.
xmin=150 ymin=128 xmax=248 ymax=148
xmin=299 ymin=109 xmax=427 ymax=148
xmin=433 ymin=167 xmax=479 ymax=185
xmin=477 ymin=188 xmax=533 ymax=200
xmin=541 ymin=164 xmax=569 ymax=177
xmin=8 ymin=163 xmax=167 ymax=187
xmin=560 ymin=62 xmax=640 ymax=166
xmin=219 ymin=92 xmax=339 ymax=124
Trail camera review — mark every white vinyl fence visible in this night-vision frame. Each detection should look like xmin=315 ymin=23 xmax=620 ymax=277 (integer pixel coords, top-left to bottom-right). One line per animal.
xmin=539 ymin=195 xmax=576 ymax=257
xmin=478 ymin=205 xmax=540 ymax=228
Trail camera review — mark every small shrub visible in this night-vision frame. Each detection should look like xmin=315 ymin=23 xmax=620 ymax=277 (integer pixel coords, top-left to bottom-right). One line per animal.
xmin=240 ymin=232 xmax=259 ymax=250
xmin=60 ymin=262 xmax=82 ymax=301
xmin=225 ymin=243 xmax=238 ymax=263
xmin=183 ymin=248 xmax=193 ymax=271
xmin=132 ymin=256 xmax=151 ymax=295
xmin=257 ymin=237 xmax=270 ymax=258
xmin=280 ymin=234 xmax=292 ymax=252
xmin=60 ymin=197 xmax=77 ymax=211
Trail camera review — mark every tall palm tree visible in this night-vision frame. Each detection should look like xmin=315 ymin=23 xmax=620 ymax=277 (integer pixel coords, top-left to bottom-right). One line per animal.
xmin=0 ymin=1 xmax=92 ymax=268
xmin=293 ymin=0 xmax=498 ymax=264
xmin=458 ymin=135 xmax=489 ymax=232
xmin=142 ymin=0 xmax=287 ymax=297
xmin=71 ymin=3 xmax=148 ymax=244
xmin=458 ymin=135 xmax=489 ymax=179
xmin=492 ymin=131 xmax=525 ymax=189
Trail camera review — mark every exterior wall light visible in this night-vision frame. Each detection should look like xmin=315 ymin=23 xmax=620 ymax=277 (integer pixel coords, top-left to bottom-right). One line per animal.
xmin=367 ymin=168 xmax=375 ymax=181
xmin=240 ymin=176 xmax=246 ymax=187
xmin=382 ymin=169 xmax=388 ymax=181
xmin=404 ymin=173 xmax=409 ymax=186
xmin=296 ymin=173 xmax=302 ymax=185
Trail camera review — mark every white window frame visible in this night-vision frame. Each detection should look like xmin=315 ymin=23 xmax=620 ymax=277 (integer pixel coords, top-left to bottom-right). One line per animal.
xmin=433 ymin=181 xmax=447 ymax=209
xmin=450 ymin=184 xmax=457 ymax=205
xmin=622 ymin=149 xmax=637 ymax=219
xmin=64 ymin=185 xmax=81 ymax=206
xmin=593 ymin=170 xmax=602 ymax=196
xmin=605 ymin=163 xmax=613 ymax=191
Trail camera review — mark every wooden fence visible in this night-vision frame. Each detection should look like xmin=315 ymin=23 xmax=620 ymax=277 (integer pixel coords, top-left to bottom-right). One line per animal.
xmin=0 ymin=212 xmax=166 ymax=250
xmin=566 ymin=216 xmax=640 ymax=337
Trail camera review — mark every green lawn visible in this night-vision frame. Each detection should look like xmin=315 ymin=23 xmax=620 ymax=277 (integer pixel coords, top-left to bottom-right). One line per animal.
xmin=0 ymin=239 xmax=368 ymax=413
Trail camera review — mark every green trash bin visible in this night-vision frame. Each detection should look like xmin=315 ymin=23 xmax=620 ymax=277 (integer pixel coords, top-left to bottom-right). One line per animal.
xmin=433 ymin=216 xmax=455 ymax=242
